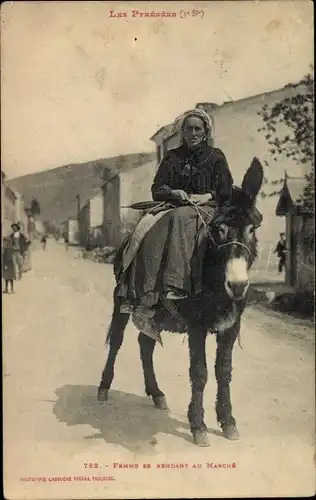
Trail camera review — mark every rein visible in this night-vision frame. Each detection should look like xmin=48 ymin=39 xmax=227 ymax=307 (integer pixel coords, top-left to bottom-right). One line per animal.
xmin=188 ymin=199 xmax=213 ymax=228
xmin=188 ymin=200 xmax=252 ymax=257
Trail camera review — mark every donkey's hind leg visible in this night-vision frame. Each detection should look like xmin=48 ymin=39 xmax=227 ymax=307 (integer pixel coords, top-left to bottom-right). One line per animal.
xmin=138 ymin=332 xmax=168 ymax=410
xmin=98 ymin=298 xmax=129 ymax=402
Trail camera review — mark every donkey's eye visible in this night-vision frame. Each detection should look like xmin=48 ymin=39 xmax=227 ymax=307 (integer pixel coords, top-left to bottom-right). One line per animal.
xmin=218 ymin=223 xmax=229 ymax=241
xmin=245 ymin=225 xmax=255 ymax=238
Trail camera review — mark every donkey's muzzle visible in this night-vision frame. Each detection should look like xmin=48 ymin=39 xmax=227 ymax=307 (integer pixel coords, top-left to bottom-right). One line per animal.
xmin=226 ymin=280 xmax=249 ymax=300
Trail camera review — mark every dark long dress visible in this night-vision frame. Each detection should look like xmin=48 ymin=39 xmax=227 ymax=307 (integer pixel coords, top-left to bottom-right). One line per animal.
xmin=117 ymin=142 xmax=233 ymax=307
xmin=2 ymin=247 xmax=15 ymax=281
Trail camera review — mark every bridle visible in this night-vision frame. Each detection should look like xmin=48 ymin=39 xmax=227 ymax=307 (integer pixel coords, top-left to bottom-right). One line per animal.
xmin=216 ymin=240 xmax=252 ymax=257
xmin=189 ymin=199 xmax=252 ymax=258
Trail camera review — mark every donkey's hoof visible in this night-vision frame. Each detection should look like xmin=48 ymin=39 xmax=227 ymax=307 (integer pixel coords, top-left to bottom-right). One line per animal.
xmin=97 ymin=387 xmax=108 ymax=402
xmin=193 ymin=430 xmax=210 ymax=447
xmin=153 ymin=396 xmax=168 ymax=410
xmin=222 ymin=424 xmax=240 ymax=441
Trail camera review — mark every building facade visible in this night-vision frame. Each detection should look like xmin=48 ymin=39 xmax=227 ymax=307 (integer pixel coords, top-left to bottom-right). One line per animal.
xmin=2 ymin=170 xmax=31 ymax=242
xmin=14 ymin=191 xmax=28 ymax=235
xmin=1 ymin=171 xmax=5 ymax=227
xmin=98 ymin=160 xmax=156 ymax=248
xmin=62 ymin=217 xmax=80 ymax=245
xmin=150 ymin=85 xmax=311 ymax=267
xmin=78 ymin=191 xmax=105 ymax=248
xmin=1 ymin=171 xmax=7 ymax=244
xmin=119 ymin=160 xmax=157 ymax=242
xmin=2 ymin=171 xmax=18 ymax=239
xmin=77 ymin=160 xmax=157 ymax=249
xmin=276 ymin=175 xmax=314 ymax=291
xmin=101 ymin=175 xmax=121 ymax=248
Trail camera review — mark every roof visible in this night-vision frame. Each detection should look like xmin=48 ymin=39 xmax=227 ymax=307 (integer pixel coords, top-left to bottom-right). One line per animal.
xmin=149 ymin=82 xmax=305 ymax=143
xmin=276 ymin=176 xmax=307 ymax=216
xmin=79 ymin=184 xmax=104 ymax=210
xmin=49 ymin=152 xmax=156 ymax=220
xmin=150 ymin=123 xmax=175 ymax=142
xmin=4 ymin=184 xmax=18 ymax=199
xmin=114 ymin=159 xmax=158 ymax=178
xmin=47 ymin=175 xmax=105 ymax=220
xmin=286 ymin=177 xmax=307 ymax=204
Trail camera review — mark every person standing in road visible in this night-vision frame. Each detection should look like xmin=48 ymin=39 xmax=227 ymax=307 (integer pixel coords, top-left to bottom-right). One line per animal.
xmin=2 ymin=237 xmax=15 ymax=293
xmin=22 ymin=237 xmax=32 ymax=273
xmin=274 ymin=232 xmax=286 ymax=273
xmin=41 ymin=234 xmax=47 ymax=251
xmin=9 ymin=223 xmax=28 ymax=280
xmin=64 ymin=236 xmax=69 ymax=251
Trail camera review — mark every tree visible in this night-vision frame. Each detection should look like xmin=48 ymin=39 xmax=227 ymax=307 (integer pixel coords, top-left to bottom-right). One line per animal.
xmin=30 ymin=198 xmax=41 ymax=217
xmin=42 ymin=220 xmax=60 ymax=236
xmin=258 ymin=71 xmax=314 ymax=213
xmin=42 ymin=221 xmax=51 ymax=234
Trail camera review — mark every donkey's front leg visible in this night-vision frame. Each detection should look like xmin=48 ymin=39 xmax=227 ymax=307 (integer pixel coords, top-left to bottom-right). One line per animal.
xmin=215 ymin=319 xmax=240 ymax=440
xmin=187 ymin=328 xmax=209 ymax=447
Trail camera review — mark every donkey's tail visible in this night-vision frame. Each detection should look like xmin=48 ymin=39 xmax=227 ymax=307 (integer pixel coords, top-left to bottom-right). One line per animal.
xmin=105 ymin=286 xmax=130 ymax=346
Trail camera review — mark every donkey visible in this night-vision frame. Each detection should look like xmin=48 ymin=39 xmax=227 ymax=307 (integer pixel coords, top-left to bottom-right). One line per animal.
xmin=97 ymin=158 xmax=264 ymax=447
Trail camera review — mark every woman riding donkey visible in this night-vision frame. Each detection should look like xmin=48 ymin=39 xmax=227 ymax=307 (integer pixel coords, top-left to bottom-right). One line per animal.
xmin=116 ymin=109 xmax=234 ymax=333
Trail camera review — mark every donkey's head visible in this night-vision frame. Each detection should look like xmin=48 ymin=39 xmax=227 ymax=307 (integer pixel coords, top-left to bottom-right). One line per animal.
xmin=206 ymin=157 xmax=263 ymax=301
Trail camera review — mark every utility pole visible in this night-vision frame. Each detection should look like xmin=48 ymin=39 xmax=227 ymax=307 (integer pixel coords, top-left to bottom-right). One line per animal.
xmin=76 ymin=194 xmax=80 ymax=218
xmin=76 ymin=194 xmax=81 ymax=245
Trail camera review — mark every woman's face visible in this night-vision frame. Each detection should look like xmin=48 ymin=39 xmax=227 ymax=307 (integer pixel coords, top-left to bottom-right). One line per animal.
xmin=182 ymin=116 xmax=206 ymax=149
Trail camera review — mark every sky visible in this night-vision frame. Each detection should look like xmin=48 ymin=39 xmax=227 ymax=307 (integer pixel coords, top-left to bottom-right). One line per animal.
xmin=1 ymin=1 xmax=313 ymax=178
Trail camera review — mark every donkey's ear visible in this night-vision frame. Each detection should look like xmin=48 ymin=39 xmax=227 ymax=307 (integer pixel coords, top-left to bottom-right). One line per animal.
xmin=241 ymin=157 xmax=264 ymax=201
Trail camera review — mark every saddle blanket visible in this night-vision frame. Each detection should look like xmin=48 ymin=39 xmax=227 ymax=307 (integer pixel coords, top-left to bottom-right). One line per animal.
xmin=121 ymin=207 xmax=173 ymax=274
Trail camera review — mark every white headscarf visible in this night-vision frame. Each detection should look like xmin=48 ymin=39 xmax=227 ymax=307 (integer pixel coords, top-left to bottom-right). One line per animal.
xmin=173 ymin=108 xmax=214 ymax=145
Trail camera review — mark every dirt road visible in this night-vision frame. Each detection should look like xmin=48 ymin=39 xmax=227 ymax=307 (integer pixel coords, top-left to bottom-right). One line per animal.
xmin=3 ymin=242 xmax=315 ymax=498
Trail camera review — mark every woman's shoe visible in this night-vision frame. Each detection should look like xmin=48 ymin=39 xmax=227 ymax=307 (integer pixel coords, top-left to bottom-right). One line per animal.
xmin=165 ymin=288 xmax=188 ymax=300
xmin=132 ymin=312 xmax=162 ymax=345
xmin=120 ymin=304 xmax=156 ymax=318
xmin=120 ymin=304 xmax=134 ymax=314
xmin=134 ymin=305 xmax=156 ymax=319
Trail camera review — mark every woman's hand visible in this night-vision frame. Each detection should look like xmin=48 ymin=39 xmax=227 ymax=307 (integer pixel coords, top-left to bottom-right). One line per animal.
xmin=170 ymin=189 xmax=189 ymax=202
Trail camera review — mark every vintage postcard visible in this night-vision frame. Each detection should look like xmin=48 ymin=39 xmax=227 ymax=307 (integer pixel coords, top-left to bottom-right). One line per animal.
xmin=1 ymin=1 xmax=314 ymax=498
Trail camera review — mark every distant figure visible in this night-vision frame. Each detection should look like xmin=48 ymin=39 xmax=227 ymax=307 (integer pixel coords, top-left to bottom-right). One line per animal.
xmin=274 ymin=232 xmax=286 ymax=273
xmin=23 ymin=239 xmax=32 ymax=273
xmin=64 ymin=236 xmax=69 ymax=251
xmin=2 ymin=237 xmax=15 ymax=293
xmin=10 ymin=223 xmax=28 ymax=280
xmin=41 ymin=234 xmax=47 ymax=251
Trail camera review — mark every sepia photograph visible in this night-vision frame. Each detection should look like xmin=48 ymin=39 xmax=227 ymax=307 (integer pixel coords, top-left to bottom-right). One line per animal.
xmin=1 ymin=1 xmax=314 ymax=498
